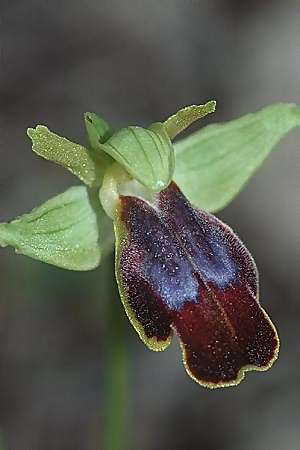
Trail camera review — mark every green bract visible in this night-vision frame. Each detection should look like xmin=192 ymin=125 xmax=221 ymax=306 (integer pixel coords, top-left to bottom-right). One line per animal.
xmin=0 ymin=102 xmax=299 ymax=270
xmin=0 ymin=186 xmax=109 ymax=270
xmin=174 ymin=103 xmax=300 ymax=212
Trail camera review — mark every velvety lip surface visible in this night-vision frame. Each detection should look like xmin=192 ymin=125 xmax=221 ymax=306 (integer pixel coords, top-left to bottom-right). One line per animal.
xmin=114 ymin=181 xmax=279 ymax=387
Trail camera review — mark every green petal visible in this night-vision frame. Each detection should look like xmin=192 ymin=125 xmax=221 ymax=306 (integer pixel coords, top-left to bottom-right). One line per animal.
xmin=27 ymin=125 xmax=105 ymax=187
xmin=0 ymin=186 xmax=112 ymax=270
xmin=100 ymin=122 xmax=174 ymax=192
xmin=174 ymin=103 xmax=300 ymax=212
xmin=164 ymin=100 xmax=216 ymax=140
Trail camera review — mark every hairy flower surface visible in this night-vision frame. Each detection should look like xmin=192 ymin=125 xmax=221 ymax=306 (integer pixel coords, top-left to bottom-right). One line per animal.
xmin=114 ymin=181 xmax=279 ymax=387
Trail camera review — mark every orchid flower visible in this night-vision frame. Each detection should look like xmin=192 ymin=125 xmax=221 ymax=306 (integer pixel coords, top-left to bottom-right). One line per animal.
xmin=1 ymin=101 xmax=299 ymax=387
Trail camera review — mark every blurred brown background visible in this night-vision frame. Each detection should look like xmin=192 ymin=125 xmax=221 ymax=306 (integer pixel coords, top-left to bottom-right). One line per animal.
xmin=0 ymin=1 xmax=300 ymax=449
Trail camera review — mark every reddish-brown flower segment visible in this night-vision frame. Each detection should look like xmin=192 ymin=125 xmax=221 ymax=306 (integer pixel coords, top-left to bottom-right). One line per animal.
xmin=114 ymin=182 xmax=279 ymax=388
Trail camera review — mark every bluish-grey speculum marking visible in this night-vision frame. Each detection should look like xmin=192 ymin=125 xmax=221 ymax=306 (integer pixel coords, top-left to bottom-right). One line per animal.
xmin=123 ymin=185 xmax=237 ymax=311
xmin=158 ymin=182 xmax=238 ymax=290
xmin=126 ymin=200 xmax=199 ymax=311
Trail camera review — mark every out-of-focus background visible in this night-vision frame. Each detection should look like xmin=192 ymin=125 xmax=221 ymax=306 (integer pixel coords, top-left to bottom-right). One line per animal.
xmin=0 ymin=1 xmax=300 ymax=449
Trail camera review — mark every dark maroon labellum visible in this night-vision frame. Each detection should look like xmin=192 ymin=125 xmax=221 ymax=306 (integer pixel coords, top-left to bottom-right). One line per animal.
xmin=114 ymin=181 xmax=279 ymax=388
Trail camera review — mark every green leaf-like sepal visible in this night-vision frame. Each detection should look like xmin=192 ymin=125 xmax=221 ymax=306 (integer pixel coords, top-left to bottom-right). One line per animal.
xmin=0 ymin=186 xmax=112 ymax=270
xmin=27 ymin=126 xmax=105 ymax=187
xmin=174 ymin=103 xmax=300 ymax=212
xmin=163 ymin=100 xmax=216 ymax=140
xmin=100 ymin=122 xmax=175 ymax=192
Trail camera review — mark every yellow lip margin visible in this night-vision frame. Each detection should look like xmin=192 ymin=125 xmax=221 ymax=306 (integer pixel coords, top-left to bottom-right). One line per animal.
xmin=113 ymin=201 xmax=173 ymax=352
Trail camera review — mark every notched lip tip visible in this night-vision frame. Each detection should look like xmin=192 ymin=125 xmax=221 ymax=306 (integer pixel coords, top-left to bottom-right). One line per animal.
xmin=184 ymin=354 xmax=280 ymax=389
xmin=180 ymin=332 xmax=280 ymax=389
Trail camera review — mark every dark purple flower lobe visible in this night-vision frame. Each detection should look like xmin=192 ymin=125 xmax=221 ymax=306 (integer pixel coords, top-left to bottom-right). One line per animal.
xmin=114 ymin=182 xmax=279 ymax=387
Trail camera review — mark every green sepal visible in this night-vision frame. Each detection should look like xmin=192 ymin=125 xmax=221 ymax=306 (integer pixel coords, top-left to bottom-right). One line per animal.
xmin=174 ymin=103 xmax=300 ymax=212
xmin=99 ymin=122 xmax=175 ymax=192
xmin=0 ymin=186 xmax=113 ymax=271
xmin=163 ymin=100 xmax=216 ymax=140
xmin=27 ymin=125 xmax=105 ymax=187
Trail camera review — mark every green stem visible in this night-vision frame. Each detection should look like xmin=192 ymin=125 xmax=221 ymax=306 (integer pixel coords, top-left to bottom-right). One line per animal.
xmin=103 ymin=256 xmax=129 ymax=450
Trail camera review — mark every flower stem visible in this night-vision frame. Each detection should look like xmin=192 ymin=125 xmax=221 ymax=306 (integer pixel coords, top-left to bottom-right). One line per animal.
xmin=103 ymin=256 xmax=129 ymax=450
